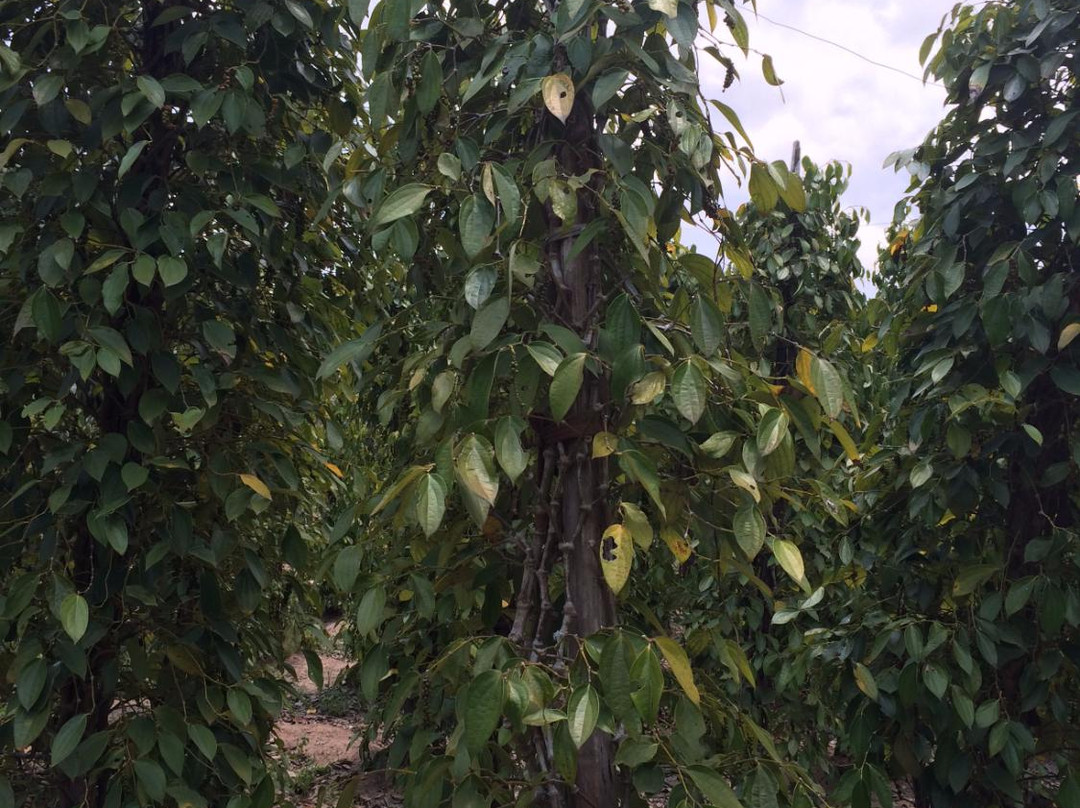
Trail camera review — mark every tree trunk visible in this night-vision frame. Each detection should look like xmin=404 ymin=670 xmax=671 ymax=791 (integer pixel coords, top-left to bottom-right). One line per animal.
xmin=549 ymin=95 xmax=619 ymax=808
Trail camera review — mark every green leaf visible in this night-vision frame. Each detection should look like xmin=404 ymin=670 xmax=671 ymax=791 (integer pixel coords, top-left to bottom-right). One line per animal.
xmin=333 ymin=546 xmax=363 ymax=592
xmin=137 ymin=75 xmax=165 ymax=108
xmin=464 ymin=670 xmax=505 ymax=753
xmin=118 ymin=140 xmax=149 ymax=178
xmin=688 ymin=765 xmax=745 ymax=808
xmin=133 ymin=759 xmax=166 ymax=802
xmin=923 ymin=663 xmax=948 ymax=699
xmin=630 ymin=646 xmax=663 ymax=724
xmin=121 ymin=462 xmax=149 ymax=491
xmin=525 ymin=342 xmax=563 ymax=377
xmin=17 ymin=658 xmax=47 ymax=710
xmin=748 ymin=163 xmax=779 ymax=212
xmin=227 ymin=688 xmax=252 ymax=725
xmin=690 ymin=295 xmax=723 ymax=356
xmin=60 ymin=593 xmax=89 ymax=642
xmin=371 ymin=184 xmax=431 ymax=228
xmin=620 ymin=451 xmax=666 ymax=517
xmin=87 ymin=326 xmax=133 ymax=366
xmin=567 ymin=685 xmax=600 ymax=748
xmin=34 ymin=74 xmax=64 ymax=106
xmin=187 ymin=724 xmax=218 ymax=761
xmin=600 ymin=633 xmax=635 ymax=720
xmin=316 ymin=325 xmax=382 ymax=379
xmin=285 ymin=0 xmax=314 ymax=27
xmin=733 ymin=503 xmax=765 ymax=561
xmin=748 ymin=283 xmax=773 ymax=347
xmin=620 ymin=502 xmax=653 ymax=549
xmin=761 ymin=54 xmax=782 ymax=86
xmin=414 ymin=473 xmax=447 ymax=537
xmin=756 ymin=408 xmax=789 ymax=456
xmin=672 ymin=361 xmax=707 ymax=424
xmin=494 ymin=417 xmax=528 ymax=483
xmin=459 ymin=194 xmax=495 ymax=258
xmin=157 ymin=255 xmax=188 ymax=286
xmin=355 ymin=586 xmax=387 ymax=638
xmin=455 ymin=434 xmax=499 ymax=506
xmin=810 ymin=356 xmax=844 ymax=419
xmin=550 ymin=353 xmax=587 ymax=421
xmin=416 ymin=51 xmax=442 ymax=113
xmin=51 ymin=714 xmax=87 ymax=766
xmin=470 ymin=297 xmax=509 ymax=351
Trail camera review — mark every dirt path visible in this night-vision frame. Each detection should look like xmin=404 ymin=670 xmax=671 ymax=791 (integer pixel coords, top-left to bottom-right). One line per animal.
xmin=274 ymin=628 xmax=400 ymax=807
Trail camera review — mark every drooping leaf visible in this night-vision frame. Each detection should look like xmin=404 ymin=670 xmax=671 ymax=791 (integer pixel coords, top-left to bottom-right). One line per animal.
xmin=567 ymin=685 xmax=600 ymax=748
xmin=371 ymin=184 xmax=431 ymax=228
xmin=414 ymin=474 xmax=447 ymax=537
xmin=464 ymin=670 xmax=505 ymax=753
xmin=672 ymin=361 xmax=707 ymax=424
xmin=60 ymin=593 xmax=89 ymax=642
xmin=455 ymin=434 xmax=499 ymax=506
xmin=810 ymin=356 xmax=844 ymax=419
xmin=550 ymin=353 xmax=587 ymax=421
xmin=654 ymin=636 xmax=699 ymax=705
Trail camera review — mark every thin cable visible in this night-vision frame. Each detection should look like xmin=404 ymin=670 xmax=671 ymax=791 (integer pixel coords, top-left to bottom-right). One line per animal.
xmin=753 ymin=11 xmax=946 ymax=88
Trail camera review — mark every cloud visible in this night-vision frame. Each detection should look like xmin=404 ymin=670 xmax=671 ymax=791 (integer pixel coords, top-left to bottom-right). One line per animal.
xmin=687 ymin=1 xmax=957 ymax=282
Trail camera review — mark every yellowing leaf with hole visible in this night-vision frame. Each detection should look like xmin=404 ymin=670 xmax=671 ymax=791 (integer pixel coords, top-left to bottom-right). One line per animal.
xmin=600 ymin=524 xmax=633 ymax=595
xmin=239 ymin=474 xmax=271 ymax=500
xmin=1059 ymin=322 xmax=1080 ymax=350
xmin=592 ymin=431 xmax=618 ymax=458
xmin=654 ymin=636 xmax=699 ymax=705
xmin=661 ymin=528 xmax=692 ymax=563
xmin=542 ymin=73 xmax=575 ymax=123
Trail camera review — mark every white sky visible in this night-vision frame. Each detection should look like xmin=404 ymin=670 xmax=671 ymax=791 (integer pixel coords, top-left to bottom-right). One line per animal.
xmin=687 ymin=0 xmax=959 ymax=280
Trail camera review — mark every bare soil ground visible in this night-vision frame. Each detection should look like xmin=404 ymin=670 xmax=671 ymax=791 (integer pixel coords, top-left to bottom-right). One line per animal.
xmin=274 ymin=627 xmax=400 ymax=807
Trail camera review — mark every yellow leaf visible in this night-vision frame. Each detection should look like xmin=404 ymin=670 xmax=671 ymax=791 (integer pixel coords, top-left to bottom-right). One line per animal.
xmin=854 ymin=662 xmax=879 ymax=700
xmin=1059 ymin=322 xmax=1080 ymax=350
xmin=600 ymin=524 xmax=633 ymax=595
xmin=482 ymin=163 xmax=496 ymax=206
xmin=661 ymin=527 xmax=692 ymax=563
xmin=771 ymin=539 xmax=808 ymax=591
xmin=325 ymin=461 xmax=344 ymax=479
xmin=541 ymin=73 xmax=575 ymax=124
xmin=654 ymin=636 xmax=700 ymax=705
xmin=728 ymin=468 xmax=760 ymax=503
xmin=796 ymin=348 xmax=815 ymax=394
xmin=860 ymin=334 xmax=879 ymax=353
xmin=630 ymin=371 xmax=666 ymax=404
xmin=828 ymin=419 xmax=860 ymax=462
xmin=592 ymin=431 xmax=619 ymax=458
xmin=239 ymin=473 xmax=271 ymax=500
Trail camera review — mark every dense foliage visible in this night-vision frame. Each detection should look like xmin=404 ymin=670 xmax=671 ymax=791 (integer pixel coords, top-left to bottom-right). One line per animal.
xmin=0 ymin=1 xmax=366 ymax=805
xmin=3 ymin=1 xmax=1079 ymax=808
xmin=855 ymin=1 xmax=1080 ymax=805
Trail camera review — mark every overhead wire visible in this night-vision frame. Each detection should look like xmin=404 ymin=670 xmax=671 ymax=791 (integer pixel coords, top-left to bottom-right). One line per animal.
xmin=751 ymin=10 xmax=947 ymax=89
